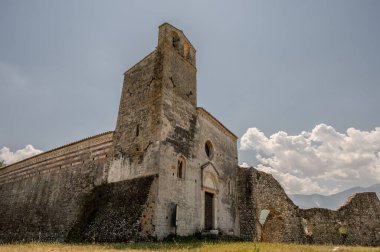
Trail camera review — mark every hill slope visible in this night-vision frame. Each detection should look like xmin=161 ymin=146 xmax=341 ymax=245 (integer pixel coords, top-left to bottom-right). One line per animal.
xmin=289 ymin=183 xmax=380 ymax=209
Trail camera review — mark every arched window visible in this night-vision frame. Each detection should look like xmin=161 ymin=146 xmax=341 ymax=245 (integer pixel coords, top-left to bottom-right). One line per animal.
xmin=177 ymin=156 xmax=186 ymax=179
xmin=171 ymin=31 xmax=180 ymax=49
xmin=205 ymin=140 xmax=214 ymax=159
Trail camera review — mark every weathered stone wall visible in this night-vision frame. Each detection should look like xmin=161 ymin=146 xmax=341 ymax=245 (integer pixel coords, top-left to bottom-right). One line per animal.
xmin=338 ymin=192 xmax=380 ymax=245
xmin=0 ymin=131 xmax=160 ymax=243
xmin=300 ymin=208 xmax=340 ymax=244
xmin=237 ymin=167 xmax=304 ymax=242
xmin=238 ymin=166 xmax=380 ymax=246
xmin=0 ymin=132 xmax=113 ymax=243
xmin=108 ymin=50 xmax=162 ymax=183
xmin=106 ymin=23 xmax=240 ymax=239
xmin=195 ymin=109 xmax=239 ymax=235
xmin=301 ymin=192 xmax=380 ymax=246
xmin=152 ymin=24 xmax=239 ymax=238
xmin=67 ymin=175 xmax=158 ymax=242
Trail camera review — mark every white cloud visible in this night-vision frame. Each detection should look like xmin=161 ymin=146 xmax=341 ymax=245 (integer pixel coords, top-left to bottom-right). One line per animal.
xmin=240 ymin=124 xmax=380 ymax=195
xmin=239 ymin=162 xmax=251 ymax=168
xmin=0 ymin=145 xmax=43 ymax=165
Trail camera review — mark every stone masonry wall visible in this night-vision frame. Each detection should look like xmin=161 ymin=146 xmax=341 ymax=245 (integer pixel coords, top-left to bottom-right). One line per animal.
xmin=0 ymin=132 xmax=113 ymax=243
xmin=152 ymin=23 xmax=239 ymax=238
xmin=237 ymin=167 xmax=304 ymax=243
xmin=67 ymin=175 xmax=158 ymax=242
xmin=301 ymin=192 xmax=380 ymax=246
xmin=108 ymin=51 xmax=162 ymax=183
xmin=238 ymin=166 xmax=380 ymax=246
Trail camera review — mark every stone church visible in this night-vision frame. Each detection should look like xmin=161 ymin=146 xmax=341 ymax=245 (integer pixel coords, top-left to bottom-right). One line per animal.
xmin=0 ymin=23 xmax=379 ymax=245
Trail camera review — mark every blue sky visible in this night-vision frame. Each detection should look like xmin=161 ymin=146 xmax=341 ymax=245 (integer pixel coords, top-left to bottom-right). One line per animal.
xmin=1 ymin=0 xmax=380 ymax=194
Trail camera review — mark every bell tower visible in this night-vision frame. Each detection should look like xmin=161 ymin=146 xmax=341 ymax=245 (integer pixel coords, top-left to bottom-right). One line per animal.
xmin=157 ymin=23 xmax=197 ymax=107
xmin=110 ymin=23 xmax=198 ymax=182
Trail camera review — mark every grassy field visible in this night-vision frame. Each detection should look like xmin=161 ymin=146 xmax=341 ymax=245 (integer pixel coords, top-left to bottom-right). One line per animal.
xmin=0 ymin=242 xmax=379 ymax=252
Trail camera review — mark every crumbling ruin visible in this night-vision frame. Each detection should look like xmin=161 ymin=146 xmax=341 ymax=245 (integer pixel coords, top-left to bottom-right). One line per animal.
xmin=0 ymin=23 xmax=379 ymax=245
xmin=238 ymin=167 xmax=380 ymax=245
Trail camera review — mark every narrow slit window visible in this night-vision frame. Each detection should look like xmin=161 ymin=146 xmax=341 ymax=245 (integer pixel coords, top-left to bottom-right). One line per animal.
xmin=177 ymin=160 xmax=183 ymax=178
xmin=177 ymin=156 xmax=186 ymax=179
xmin=136 ymin=124 xmax=140 ymax=137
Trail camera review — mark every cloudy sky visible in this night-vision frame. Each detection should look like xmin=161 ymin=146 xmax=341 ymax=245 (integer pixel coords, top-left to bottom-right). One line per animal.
xmin=1 ymin=0 xmax=379 ymax=195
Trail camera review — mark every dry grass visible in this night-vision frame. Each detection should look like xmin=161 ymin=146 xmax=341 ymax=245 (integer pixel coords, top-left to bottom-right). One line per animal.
xmin=0 ymin=242 xmax=379 ymax=252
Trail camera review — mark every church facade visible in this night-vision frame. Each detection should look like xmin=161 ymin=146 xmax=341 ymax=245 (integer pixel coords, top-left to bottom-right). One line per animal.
xmin=0 ymin=23 xmax=379 ymax=245
xmin=108 ymin=22 xmax=239 ymax=238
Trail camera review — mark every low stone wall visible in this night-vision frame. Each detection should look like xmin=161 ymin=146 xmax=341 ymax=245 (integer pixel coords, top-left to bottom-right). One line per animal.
xmin=0 ymin=132 xmax=113 ymax=243
xmin=301 ymin=192 xmax=380 ymax=246
xmin=238 ymin=167 xmax=380 ymax=246
xmin=0 ymin=160 xmax=108 ymax=243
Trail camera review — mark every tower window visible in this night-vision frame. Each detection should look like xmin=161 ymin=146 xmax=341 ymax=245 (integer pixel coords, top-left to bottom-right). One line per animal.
xmin=136 ymin=124 xmax=140 ymax=137
xmin=205 ymin=141 xmax=214 ymax=159
xmin=171 ymin=31 xmax=180 ymax=49
xmin=177 ymin=156 xmax=186 ymax=179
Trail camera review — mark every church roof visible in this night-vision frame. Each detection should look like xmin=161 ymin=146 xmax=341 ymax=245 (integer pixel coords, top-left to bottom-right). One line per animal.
xmin=197 ymin=107 xmax=238 ymax=140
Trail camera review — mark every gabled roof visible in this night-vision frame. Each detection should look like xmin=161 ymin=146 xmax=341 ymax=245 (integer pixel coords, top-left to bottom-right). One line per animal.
xmin=197 ymin=107 xmax=238 ymax=140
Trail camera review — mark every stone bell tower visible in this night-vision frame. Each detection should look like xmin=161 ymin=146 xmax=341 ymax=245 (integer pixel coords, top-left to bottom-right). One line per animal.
xmin=109 ymin=23 xmax=198 ymax=183
xmin=157 ymin=23 xmax=197 ymax=107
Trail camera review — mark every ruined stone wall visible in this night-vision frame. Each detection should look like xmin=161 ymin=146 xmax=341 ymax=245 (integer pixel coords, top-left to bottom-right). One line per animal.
xmin=237 ymin=168 xmax=257 ymax=241
xmin=238 ymin=167 xmax=380 ymax=246
xmin=0 ymin=132 xmax=113 ymax=243
xmin=301 ymin=192 xmax=380 ymax=246
xmin=300 ymin=208 xmax=340 ymax=244
xmin=237 ymin=167 xmax=304 ymax=243
xmin=338 ymin=192 xmax=380 ymax=245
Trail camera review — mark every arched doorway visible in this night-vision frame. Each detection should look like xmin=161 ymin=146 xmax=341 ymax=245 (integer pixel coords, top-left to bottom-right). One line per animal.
xmin=201 ymin=162 xmax=219 ymax=231
xmin=260 ymin=209 xmax=285 ymax=242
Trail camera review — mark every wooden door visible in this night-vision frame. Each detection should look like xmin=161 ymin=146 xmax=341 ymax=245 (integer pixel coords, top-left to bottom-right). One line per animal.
xmin=204 ymin=192 xmax=213 ymax=230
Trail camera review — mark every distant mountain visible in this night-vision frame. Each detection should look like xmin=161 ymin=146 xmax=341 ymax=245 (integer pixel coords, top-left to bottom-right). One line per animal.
xmin=289 ymin=183 xmax=380 ymax=210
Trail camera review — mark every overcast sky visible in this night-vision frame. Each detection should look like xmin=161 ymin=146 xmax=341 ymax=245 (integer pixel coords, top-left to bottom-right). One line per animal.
xmin=1 ymin=0 xmax=379 ymax=194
